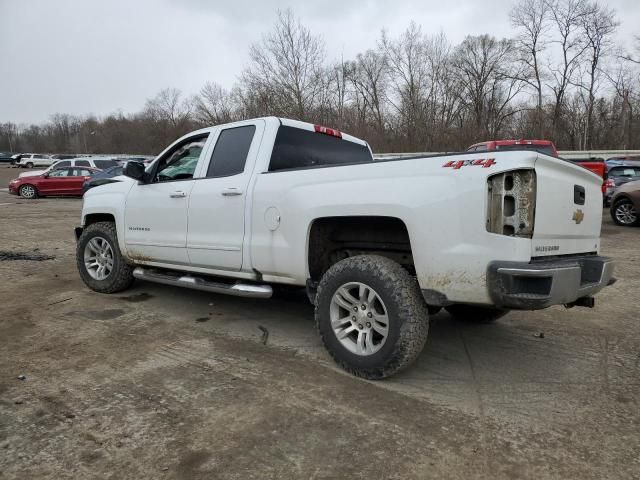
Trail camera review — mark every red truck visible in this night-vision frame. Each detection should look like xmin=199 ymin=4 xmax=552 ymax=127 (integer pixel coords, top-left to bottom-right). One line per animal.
xmin=467 ymin=140 xmax=606 ymax=194
xmin=466 ymin=139 xmax=559 ymax=157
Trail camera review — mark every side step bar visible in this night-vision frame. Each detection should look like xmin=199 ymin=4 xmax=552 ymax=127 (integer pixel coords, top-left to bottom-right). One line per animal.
xmin=132 ymin=267 xmax=273 ymax=299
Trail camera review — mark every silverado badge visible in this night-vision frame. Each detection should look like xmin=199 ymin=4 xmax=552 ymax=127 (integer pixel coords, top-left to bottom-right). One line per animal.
xmin=572 ymin=209 xmax=585 ymax=224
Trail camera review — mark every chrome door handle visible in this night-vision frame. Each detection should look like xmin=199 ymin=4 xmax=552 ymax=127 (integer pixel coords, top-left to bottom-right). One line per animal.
xmin=170 ymin=191 xmax=186 ymax=198
xmin=221 ymin=188 xmax=243 ymax=197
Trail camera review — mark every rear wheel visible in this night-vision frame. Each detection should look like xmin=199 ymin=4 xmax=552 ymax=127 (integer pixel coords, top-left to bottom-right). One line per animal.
xmin=315 ymin=255 xmax=429 ymax=379
xmin=19 ymin=184 xmax=37 ymax=199
xmin=76 ymin=222 xmax=135 ymax=293
xmin=445 ymin=305 xmax=509 ymax=323
xmin=611 ymin=199 xmax=639 ymax=226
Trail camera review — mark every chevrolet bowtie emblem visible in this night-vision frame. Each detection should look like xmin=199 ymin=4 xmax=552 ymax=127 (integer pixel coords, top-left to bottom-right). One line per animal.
xmin=572 ymin=209 xmax=585 ymax=224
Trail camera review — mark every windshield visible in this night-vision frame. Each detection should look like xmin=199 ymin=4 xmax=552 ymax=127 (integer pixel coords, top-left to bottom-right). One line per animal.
xmin=609 ymin=167 xmax=640 ymax=178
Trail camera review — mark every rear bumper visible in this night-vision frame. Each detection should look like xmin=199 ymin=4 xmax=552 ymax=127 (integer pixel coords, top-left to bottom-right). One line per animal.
xmin=487 ymin=255 xmax=614 ymax=310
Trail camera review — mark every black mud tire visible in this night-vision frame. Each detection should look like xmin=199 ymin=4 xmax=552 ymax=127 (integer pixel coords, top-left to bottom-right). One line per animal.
xmin=315 ymin=255 xmax=429 ymax=380
xmin=445 ymin=305 xmax=509 ymax=323
xmin=76 ymin=221 xmax=135 ymax=293
xmin=610 ymin=198 xmax=639 ymax=227
xmin=19 ymin=184 xmax=38 ymax=199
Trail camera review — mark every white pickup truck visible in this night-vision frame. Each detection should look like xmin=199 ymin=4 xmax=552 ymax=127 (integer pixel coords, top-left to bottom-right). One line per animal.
xmin=75 ymin=117 xmax=614 ymax=378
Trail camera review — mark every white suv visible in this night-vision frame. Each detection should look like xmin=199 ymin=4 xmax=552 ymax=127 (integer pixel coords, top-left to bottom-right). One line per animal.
xmin=19 ymin=157 xmax=120 ymax=178
xmin=17 ymin=154 xmax=54 ymax=168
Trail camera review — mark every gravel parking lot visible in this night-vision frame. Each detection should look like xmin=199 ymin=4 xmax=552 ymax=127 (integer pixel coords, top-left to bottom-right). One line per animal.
xmin=0 ymin=164 xmax=639 ymax=479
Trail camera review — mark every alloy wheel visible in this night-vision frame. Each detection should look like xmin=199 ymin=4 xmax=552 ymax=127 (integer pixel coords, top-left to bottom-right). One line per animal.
xmin=330 ymin=282 xmax=389 ymax=356
xmin=83 ymin=236 xmax=114 ymax=280
xmin=615 ymin=203 xmax=637 ymax=225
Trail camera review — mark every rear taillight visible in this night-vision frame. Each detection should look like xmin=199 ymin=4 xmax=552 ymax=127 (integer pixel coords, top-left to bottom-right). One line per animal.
xmin=604 ymin=179 xmax=615 ymax=189
xmin=487 ymin=170 xmax=536 ymax=237
xmin=314 ymin=124 xmax=342 ymax=138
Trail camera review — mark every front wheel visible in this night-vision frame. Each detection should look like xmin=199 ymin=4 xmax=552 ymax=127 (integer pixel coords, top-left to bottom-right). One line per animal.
xmin=19 ymin=184 xmax=37 ymax=199
xmin=445 ymin=305 xmax=509 ymax=323
xmin=25 ymin=162 xmax=34 ymax=168
xmin=76 ymin=221 xmax=135 ymax=293
xmin=315 ymin=255 xmax=429 ymax=379
xmin=611 ymin=199 xmax=639 ymax=226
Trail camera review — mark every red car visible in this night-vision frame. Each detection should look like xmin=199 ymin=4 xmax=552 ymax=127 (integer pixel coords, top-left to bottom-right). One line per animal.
xmin=467 ymin=139 xmax=559 ymax=157
xmin=8 ymin=167 xmax=99 ymax=199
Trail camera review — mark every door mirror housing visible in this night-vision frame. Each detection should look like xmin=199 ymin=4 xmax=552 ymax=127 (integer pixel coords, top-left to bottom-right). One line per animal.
xmin=124 ymin=161 xmax=147 ymax=182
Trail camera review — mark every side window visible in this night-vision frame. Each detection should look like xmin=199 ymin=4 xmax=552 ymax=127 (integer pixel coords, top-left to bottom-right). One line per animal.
xmin=74 ymin=168 xmax=93 ymax=176
xmin=154 ymin=135 xmax=209 ymax=183
xmin=75 ymin=160 xmax=91 ymax=167
xmin=206 ymin=126 xmax=256 ymax=178
xmin=56 ymin=160 xmax=71 ymax=168
xmin=94 ymin=160 xmax=117 ymax=169
xmin=474 ymin=145 xmax=488 ymax=152
xmin=49 ymin=169 xmax=70 ymax=177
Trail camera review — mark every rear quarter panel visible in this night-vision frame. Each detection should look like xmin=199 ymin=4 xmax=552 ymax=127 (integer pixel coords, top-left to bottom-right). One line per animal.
xmin=250 ymin=152 xmax=537 ymax=304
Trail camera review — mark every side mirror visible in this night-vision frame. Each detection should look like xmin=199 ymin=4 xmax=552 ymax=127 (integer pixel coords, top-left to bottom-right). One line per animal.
xmin=124 ymin=162 xmax=146 ymax=182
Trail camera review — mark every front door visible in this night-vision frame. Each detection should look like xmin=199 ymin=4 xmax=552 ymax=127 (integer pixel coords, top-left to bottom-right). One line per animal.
xmin=38 ymin=167 xmax=76 ymax=194
xmin=124 ymin=134 xmax=209 ymax=265
xmin=187 ymin=121 xmax=263 ymax=271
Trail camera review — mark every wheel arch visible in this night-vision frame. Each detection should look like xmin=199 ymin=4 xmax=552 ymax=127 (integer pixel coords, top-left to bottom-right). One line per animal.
xmin=306 ymin=215 xmax=414 ymax=284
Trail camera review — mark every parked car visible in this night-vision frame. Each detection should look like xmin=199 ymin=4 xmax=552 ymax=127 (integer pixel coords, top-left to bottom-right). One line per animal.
xmin=467 ymin=139 xmax=559 ymax=157
xmin=16 ymin=154 xmax=55 ymax=169
xmin=0 ymin=151 xmax=16 ymax=163
xmin=75 ymin=117 xmax=614 ymax=379
xmin=10 ymin=153 xmax=25 ymax=165
xmin=19 ymin=157 xmax=120 ymax=178
xmin=82 ymin=163 xmax=137 ymax=194
xmin=604 ymin=161 xmax=640 ymax=206
xmin=610 ymin=179 xmax=640 ymax=226
xmin=8 ymin=167 xmax=99 ymax=198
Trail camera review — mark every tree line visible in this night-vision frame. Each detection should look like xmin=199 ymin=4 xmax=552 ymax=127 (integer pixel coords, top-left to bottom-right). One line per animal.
xmin=1 ymin=1 xmax=639 ymax=156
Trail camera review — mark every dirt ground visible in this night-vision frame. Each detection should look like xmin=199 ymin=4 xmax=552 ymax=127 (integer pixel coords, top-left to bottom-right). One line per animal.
xmin=0 ymin=164 xmax=639 ymax=479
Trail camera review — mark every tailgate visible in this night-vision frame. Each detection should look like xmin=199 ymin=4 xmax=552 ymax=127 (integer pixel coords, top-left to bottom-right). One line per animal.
xmin=532 ymin=155 xmax=603 ymax=257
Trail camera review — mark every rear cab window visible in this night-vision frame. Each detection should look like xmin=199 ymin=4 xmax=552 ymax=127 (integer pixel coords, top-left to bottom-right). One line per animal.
xmin=268 ymin=126 xmax=372 ymax=172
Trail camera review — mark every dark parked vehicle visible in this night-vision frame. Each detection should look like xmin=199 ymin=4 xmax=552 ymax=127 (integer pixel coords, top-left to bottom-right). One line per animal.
xmin=82 ymin=164 xmax=126 ymax=194
xmin=0 ymin=152 xmax=16 ymax=163
xmin=604 ymin=161 xmax=640 ymax=206
xmin=610 ymin=179 xmax=640 ymax=226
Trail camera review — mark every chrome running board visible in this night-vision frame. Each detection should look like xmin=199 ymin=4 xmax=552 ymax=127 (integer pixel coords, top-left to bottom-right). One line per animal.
xmin=132 ymin=267 xmax=273 ymax=299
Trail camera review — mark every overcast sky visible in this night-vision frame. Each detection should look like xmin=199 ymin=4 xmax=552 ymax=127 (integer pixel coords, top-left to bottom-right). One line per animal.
xmin=1 ymin=0 xmax=638 ymax=124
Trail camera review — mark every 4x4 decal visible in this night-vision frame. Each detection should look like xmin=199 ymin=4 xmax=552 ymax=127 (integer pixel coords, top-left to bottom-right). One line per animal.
xmin=443 ymin=158 xmax=496 ymax=169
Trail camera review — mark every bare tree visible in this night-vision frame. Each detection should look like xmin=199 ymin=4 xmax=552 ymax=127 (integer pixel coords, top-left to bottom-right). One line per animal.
xmin=545 ymin=0 xmax=591 ymax=136
xmin=242 ymin=9 xmax=325 ymax=120
xmin=144 ymin=88 xmax=192 ymax=128
xmin=452 ymin=35 xmax=521 ymax=139
xmin=578 ymin=2 xmax=618 ymax=148
xmin=350 ymin=49 xmax=389 ymax=134
xmin=510 ymin=0 xmax=550 ymax=136
xmin=192 ymin=82 xmax=235 ymax=126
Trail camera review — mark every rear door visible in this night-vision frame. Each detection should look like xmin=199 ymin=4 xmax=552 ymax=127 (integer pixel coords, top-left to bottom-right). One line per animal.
xmin=186 ymin=120 xmax=264 ymax=270
xmin=70 ymin=168 xmax=94 ymax=194
xmin=532 ymin=155 xmax=603 ymax=257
